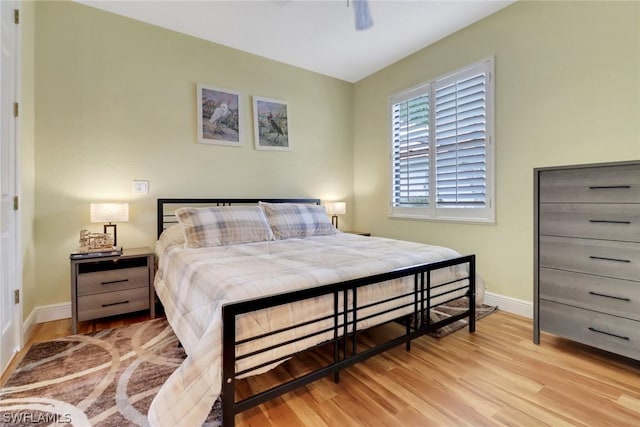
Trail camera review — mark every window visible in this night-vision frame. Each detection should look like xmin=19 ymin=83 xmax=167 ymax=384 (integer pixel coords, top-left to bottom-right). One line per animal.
xmin=390 ymin=58 xmax=494 ymax=222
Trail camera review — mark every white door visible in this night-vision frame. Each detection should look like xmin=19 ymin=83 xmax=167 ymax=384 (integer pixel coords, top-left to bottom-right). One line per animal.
xmin=0 ymin=0 xmax=21 ymax=374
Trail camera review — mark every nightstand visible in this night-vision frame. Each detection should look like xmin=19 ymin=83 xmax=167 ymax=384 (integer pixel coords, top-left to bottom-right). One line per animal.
xmin=70 ymin=247 xmax=155 ymax=334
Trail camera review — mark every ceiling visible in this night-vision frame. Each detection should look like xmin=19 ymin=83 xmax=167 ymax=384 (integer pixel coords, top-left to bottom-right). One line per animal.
xmin=76 ymin=0 xmax=515 ymax=83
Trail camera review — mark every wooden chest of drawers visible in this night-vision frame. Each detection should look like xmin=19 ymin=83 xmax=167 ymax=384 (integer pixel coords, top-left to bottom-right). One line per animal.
xmin=534 ymin=160 xmax=640 ymax=361
xmin=70 ymin=247 xmax=155 ymax=333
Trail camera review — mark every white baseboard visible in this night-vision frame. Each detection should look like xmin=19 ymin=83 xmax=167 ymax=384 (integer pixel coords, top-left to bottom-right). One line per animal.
xmin=35 ymin=302 xmax=71 ymax=323
xmin=22 ymin=309 xmax=36 ymax=344
xmin=23 ymin=302 xmax=71 ymax=342
xmin=484 ymin=291 xmax=532 ymax=318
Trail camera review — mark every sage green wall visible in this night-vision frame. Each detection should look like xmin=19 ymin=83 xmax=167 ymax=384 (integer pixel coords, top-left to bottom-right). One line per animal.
xmin=31 ymin=0 xmax=640 ymax=313
xmin=353 ymin=0 xmax=640 ymax=302
xmin=33 ymin=1 xmax=353 ymax=308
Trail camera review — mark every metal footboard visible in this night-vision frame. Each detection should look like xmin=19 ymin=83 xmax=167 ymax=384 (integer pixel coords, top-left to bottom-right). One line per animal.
xmin=221 ymin=254 xmax=476 ymax=427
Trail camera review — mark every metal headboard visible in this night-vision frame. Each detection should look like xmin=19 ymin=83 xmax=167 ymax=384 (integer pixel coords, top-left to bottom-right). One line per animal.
xmin=157 ymin=198 xmax=322 ymax=238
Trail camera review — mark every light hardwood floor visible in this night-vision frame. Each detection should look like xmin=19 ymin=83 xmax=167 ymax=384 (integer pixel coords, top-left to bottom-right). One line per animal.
xmin=2 ymin=310 xmax=639 ymax=426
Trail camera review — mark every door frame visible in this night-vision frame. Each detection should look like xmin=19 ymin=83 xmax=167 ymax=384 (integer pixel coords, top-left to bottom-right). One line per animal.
xmin=1 ymin=0 xmax=23 ymax=375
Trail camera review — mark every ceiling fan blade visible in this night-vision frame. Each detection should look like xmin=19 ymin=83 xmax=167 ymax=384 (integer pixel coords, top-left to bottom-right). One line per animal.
xmin=354 ymin=0 xmax=373 ymax=31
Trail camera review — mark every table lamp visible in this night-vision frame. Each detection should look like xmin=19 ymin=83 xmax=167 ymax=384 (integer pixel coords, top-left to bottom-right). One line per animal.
xmin=90 ymin=203 xmax=129 ymax=247
xmin=325 ymin=202 xmax=346 ymax=229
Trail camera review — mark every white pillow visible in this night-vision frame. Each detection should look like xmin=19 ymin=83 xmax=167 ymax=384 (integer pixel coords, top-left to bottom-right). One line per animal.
xmin=259 ymin=202 xmax=338 ymax=239
xmin=175 ymin=206 xmax=274 ymax=248
xmin=158 ymin=223 xmax=185 ymax=247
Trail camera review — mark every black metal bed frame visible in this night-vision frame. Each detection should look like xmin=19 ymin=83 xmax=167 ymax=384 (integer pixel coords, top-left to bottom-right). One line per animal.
xmin=156 ymin=198 xmax=476 ymax=427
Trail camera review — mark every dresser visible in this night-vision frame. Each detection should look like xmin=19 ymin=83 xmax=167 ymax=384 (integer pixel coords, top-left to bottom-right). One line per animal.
xmin=533 ymin=160 xmax=640 ymax=361
xmin=70 ymin=247 xmax=155 ymax=333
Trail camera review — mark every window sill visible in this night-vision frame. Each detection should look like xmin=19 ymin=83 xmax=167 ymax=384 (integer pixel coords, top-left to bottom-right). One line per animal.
xmin=388 ymin=213 xmax=496 ymax=225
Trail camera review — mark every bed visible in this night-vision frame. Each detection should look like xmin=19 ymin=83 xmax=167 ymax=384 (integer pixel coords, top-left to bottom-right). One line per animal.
xmin=148 ymin=198 xmax=480 ymax=427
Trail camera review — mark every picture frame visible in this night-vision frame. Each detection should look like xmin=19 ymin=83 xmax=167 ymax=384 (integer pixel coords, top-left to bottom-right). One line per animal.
xmin=197 ymin=84 xmax=242 ymax=146
xmin=253 ymin=96 xmax=290 ymax=151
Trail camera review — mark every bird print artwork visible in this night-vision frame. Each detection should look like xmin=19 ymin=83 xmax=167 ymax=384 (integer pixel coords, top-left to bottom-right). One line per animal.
xmin=208 ymin=103 xmax=229 ymax=134
xmin=254 ymin=97 xmax=289 ymax=150
xmin=198 ymin=85 xmax=241 ymax=145
xmin=268 ymin=113 xmax=284 ymax=141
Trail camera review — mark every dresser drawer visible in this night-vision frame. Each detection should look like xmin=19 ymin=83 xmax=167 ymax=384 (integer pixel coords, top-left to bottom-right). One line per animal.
xmin=77 ymin=266 xmax=149 ymax=296
xmin=539 ymin=268 xmax=640 ymax=321
xmin=539 ymin=235 xmax=639 ymax=281
xmin=539 ymin=203 xmax=640 ymax=243
xmin=540 ymin=300 xmax=639 ymax=361
xmin=77 ymin=287 xmax=149 ymax=321
xmin=539 ymin=164 xmax=640 ymax=203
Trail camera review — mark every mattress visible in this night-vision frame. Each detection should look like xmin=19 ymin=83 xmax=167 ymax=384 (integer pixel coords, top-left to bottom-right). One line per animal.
xmin=148 ymin=230 xmax=481 ymax=427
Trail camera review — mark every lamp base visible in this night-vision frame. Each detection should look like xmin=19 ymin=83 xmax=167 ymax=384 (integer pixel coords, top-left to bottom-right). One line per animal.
xmin=104 ymin=223 xmax=118 ymax=247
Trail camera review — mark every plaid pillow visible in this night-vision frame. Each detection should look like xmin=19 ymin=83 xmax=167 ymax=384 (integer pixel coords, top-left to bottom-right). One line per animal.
xmin=259 ymin=202 xmax=338 ymax=239
xmin=175 ymin=206 xmax=274 ymax=248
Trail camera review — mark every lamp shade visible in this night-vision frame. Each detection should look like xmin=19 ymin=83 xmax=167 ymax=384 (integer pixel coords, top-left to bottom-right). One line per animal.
xmin=90 ymin=203 xmax=129 ymax=223
xmin=325 ymin=202 xmax=346 ymax=216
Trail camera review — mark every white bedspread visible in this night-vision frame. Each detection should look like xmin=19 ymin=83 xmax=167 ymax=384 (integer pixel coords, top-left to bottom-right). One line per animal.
xmin=148 ymin=233 xmax=478 ymax=427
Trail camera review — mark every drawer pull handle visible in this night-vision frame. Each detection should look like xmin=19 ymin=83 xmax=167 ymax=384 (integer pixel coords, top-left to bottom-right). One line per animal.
xmin=588 ymin=327 xmax=629 ymax=341
xmin=588 ymin=220 xmax=631 ymax=225
xmin=102 ymin=300 xmax=129 ymax=307
xmin=588 ymin=185 xmax=631 ymax=189
xmin=588 ymin=291 xmax=631 ymax=302
xmin=589 ymin=256 xmax=631 ymax=263
xmin=101 ymin=279 xmax=129 ymax=285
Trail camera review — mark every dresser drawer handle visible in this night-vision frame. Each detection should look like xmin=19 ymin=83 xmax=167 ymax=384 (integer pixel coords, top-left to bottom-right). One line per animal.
xmin=588 ymin=185 xmax=631 ymax=189
xmin=588 ymin=291 xmax=631 ymax=302
xmin=102 ymin=300 xmax=129 ymax=307
xmin=589 ymin=256 xmax=631 ymax=263
xmin=101 ymin=279 xmax=129 ymax=285
xmin=588 ymin=219 xmax=631 ymax=225
xmin=588 ymin=327 xmax=630 ymax=341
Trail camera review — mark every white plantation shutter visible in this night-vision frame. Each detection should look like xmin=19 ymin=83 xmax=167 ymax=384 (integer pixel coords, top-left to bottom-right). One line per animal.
xmin=390 ymin=58 xmax=494 ymax=222
xmin=435 ymin=71 xmax=487 ymax=208
xmin=392 ymin=92 xmax=429 ymax=207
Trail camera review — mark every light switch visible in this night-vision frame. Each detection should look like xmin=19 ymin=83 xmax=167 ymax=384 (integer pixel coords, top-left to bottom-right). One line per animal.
xmin=133 ymin=180 xmax=149 ymax=194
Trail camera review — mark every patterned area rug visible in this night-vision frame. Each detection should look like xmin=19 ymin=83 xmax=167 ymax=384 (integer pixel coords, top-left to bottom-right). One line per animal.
xmin=0 ymin=319 xmax=220 ymax=426
xmin=428 ymin=298 xmax=498 ymax=338
xmin=0 ymin=303 xmax=496 ymax=426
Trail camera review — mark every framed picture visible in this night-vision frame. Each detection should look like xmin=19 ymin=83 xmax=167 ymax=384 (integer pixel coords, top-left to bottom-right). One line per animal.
xmin=253 ymin=96 xmax=290 ymax=151
xmin=197 ymin=84 xmax=242 ymax=146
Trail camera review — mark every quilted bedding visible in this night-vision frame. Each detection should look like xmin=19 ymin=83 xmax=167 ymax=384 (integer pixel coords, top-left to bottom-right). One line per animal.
xmin=148 ymin=232 xmax=479 ymax=427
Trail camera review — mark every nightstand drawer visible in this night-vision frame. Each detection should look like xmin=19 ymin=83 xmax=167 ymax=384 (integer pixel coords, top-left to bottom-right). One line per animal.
xmin=77 ymin=287 xmax=149 ymax=321
xmin=540 ymin=300 xmax=640 ymax=360
xmin=77 ymin=266 xmax=149 ymax=296
xmin=539 ymin=164 xmax=640 ymax=203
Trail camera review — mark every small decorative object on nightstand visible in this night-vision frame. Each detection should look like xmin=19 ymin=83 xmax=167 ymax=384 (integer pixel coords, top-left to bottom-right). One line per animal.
xmin=325 ymin=201 xmax=346 ymax=229
xmin=70 ymin=247 xmax=155 ymax=334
